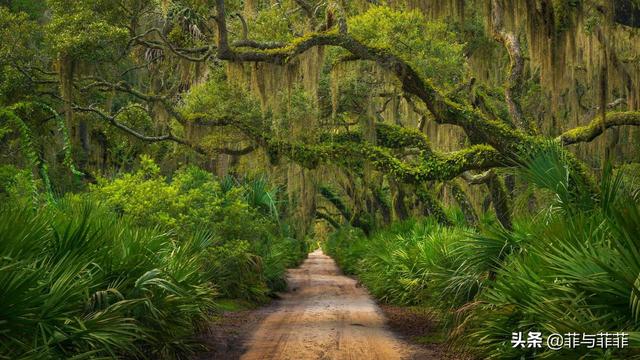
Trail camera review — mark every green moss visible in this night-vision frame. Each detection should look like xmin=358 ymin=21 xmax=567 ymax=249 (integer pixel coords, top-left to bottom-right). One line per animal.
xmin=236 ymin=30 xmax=340 ymax=59
xmin=560 ymin=112 xmax=640 ymax=145
xmin=319 ymin=185 xmax=353 ymax=220
xmin=416 ymin=187 xmax=452 ymax=226
xmin=213 ymin=298 xmax=256 ymax=312
xmin=415 ymin=331 xmax=447 ymax=345
xmin=376 ymin=123 xmax=432 ymax=151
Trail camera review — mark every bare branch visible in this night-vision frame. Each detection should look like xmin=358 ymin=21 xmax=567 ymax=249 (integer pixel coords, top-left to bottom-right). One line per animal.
xmin=235 ymin=13 xmax=249 ymax=40
xmin=131 ymin=28 xmax=212 ymax=62
xmin=73 ymin=104 xmax=209 ymax=155
xmin=77 ymin=79 xmax=166 ymax=102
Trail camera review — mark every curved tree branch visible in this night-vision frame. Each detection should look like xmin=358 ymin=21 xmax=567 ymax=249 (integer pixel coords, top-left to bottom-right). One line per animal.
xmin=73 ymin=105 xmax=209 ymax=155
xmin=558 ymin=111 xmax=640 ymax=146
xmin=315 ymin=210 xmax=341 ymax=228
xmin=461 ymin=169 xmax=511 ymax=229
xmin=131 ymin=28 xmax=212 ymax=62
xmin=461 ymin=170 xmax=494 ymax=184
xmin=268 ymin=139 xmax=504 ymax=183
xmin=214 ymin=0 xmax=531 ymax=156
xmin=490 ymin=0 xmax=529 ymax=132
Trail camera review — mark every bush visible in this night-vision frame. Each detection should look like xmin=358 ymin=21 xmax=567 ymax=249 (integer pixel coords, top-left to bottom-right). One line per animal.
xmin=0 ymin=199 xmax=216 ymax=359
xmin=0 ymin=161 xmax=309 ymax=358
xmin=324 ymin=219 xmax=476 ymax=307
xmin=324 ymin=145 xmax=640 ymax=359
xmin=465 ymin=164 xmax=640 ymax=359
xmin=90 ymin=158 xmax=307 ymax=302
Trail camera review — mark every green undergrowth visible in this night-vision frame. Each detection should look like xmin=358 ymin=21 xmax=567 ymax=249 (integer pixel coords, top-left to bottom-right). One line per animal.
xmin=213 ymin=298 xmax=257 ymax=313
xmin=324 ymin=149 xmax=640 ymax=359
xmin=0 ymin=159 xmax=310 ymax=359
xmin=415 ymin=331 xmax=448 ymax=346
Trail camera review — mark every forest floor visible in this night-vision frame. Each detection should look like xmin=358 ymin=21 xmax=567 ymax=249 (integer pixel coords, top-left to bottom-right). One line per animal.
xmin=198 ymin=249 xmax=454 ymax=359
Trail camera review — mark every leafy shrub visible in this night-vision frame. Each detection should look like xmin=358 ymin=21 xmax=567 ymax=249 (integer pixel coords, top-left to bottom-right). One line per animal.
xmin=325 ymin=219 xmax=475 ymax=307
xmin=0 ymin=199 xmax=216 ymax=359
xmin=348 ymin=6 xmax=466 ymax=88
xmin=0 ymin=164 xmax=37 ymax=205
xmin=325 ymin=144 xmax=640 ymax=359
xmin=463 ymin=150 xmax=640 ymax=359
xmin=92 ymin=157 xmax=272 ymax=239
xmin=0 ymin=160 xmax=309 ymax=358
xmin=91 ymin=158 xmax=306 ymax=302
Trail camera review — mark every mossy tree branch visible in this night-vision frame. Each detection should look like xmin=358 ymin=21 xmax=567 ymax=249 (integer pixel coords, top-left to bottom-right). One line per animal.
xmin=266 ymin=139 xmax=504 ymax=184
xmin=319 ymin=186 xmax=353 ymax=221
xmin=461 ymin=169 xmax=512 ymax=229
xmin=490 ymin=0 xmax=529 ymax=133
xmin=315 ymin=210 xmax=341 ymax=229
xmin=486 ymin=173 xmax=512 ymax=230
xmin=210 ymin=0 xmax=640 ymax=209
xmin=558 ymin=111 xmax=640 ymax=146
xmin=319 ymin=185 xmax=372 ymax=234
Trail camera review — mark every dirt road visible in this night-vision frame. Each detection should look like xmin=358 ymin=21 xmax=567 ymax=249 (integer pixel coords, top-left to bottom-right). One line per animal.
xmin=239 ymin=249 xmax=427 ymax=360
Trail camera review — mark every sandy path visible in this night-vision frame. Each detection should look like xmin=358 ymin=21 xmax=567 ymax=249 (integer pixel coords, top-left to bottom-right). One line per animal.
xmin=239 ymin=249 xmax=421 ymax=360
